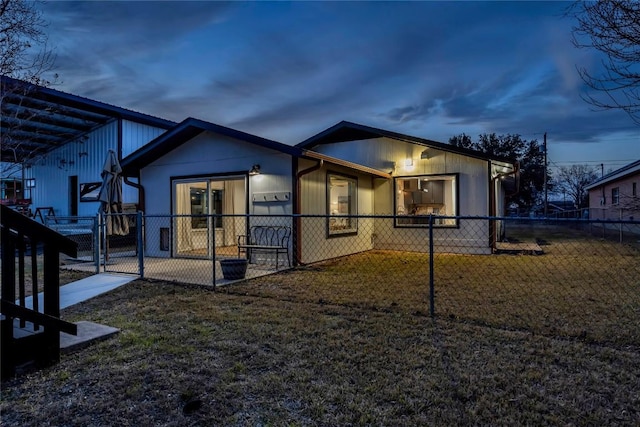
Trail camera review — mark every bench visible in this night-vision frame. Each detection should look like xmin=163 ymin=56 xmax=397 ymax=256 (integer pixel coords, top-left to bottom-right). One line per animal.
xmin=238 ymin=226 xmax=291 ymax=268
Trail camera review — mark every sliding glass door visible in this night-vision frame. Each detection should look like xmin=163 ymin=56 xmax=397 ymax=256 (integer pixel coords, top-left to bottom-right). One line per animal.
xmin=173 ymin=177 xmax=246 ymax=258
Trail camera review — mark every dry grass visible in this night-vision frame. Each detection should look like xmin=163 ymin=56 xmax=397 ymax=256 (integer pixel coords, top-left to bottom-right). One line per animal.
xmin=2 ymin=224 xmax=639 ymax=424
xmin=228 ymin=231 xmax=640 ymax=348
xmin=2 ymin=256 xmax=94 ymax=299
xmin=1 ymin=281 xmax=639 ymax=426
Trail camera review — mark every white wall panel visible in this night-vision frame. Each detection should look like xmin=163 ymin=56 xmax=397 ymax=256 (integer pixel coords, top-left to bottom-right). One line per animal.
xmin=26 ymin=121 xmax=119 ymax=217
xmin=139 ymin=131 xmax=294 ymax=257
xmin=121 ymin=120 xmax=168 ymax=157
xmin=141 ymin=131 xmax=294 ymax=215
xmin=310 ymin=137 xmax=492 ymax=253
xmin=298 ymin=161 xmax=375 ymax=264
xmin=25 ymin=120 xmax=169 ymax=218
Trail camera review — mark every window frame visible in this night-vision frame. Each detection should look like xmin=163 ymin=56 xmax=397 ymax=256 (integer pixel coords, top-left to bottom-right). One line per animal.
xmin=612 ymin=187 xmax=620 ymax=205
xmin=326 ymin=171 xmax=358 ymax=237
xmin=393 ymin=173 xmax=459 ymax=228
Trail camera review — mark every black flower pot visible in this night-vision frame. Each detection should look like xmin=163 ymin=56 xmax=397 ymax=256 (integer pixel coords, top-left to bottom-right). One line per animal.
xmin=219 ymin=258 xmax=248 ymax=280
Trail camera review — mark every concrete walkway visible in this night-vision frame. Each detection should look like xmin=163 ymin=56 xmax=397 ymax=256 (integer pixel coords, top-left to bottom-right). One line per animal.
xmin=19 ymin=273 xmax=136 ymax=310
xmin=14 ymin=273 xmax=136 ymax=351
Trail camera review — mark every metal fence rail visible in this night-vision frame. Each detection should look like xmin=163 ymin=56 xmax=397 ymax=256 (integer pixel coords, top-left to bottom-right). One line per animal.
xmin=59 ymin=213 xmax=640 ymax=348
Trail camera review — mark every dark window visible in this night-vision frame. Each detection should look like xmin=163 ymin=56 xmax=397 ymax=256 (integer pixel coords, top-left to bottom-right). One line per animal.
xmin=612 ymin=187 xmax=620 ymax=205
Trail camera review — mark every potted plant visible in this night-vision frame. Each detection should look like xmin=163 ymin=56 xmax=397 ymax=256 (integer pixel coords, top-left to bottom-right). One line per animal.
xmin=219 ymin=258 xmax=248 ymax=280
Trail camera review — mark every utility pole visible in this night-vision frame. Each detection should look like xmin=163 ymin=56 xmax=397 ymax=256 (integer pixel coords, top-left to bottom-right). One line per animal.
xmin=543 ymin=132 xmax=548 ymax=217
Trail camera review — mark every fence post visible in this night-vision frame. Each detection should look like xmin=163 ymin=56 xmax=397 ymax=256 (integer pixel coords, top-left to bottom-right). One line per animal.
xmin=94 ymin=214 xmax=101 ymax=274
xmin=429 ymin=214 xmax=435 ymax=317
xmin=137 ymin=211 xmax=144 ymax=279
xmin=212 ymin=214 xmax=217 ymax=289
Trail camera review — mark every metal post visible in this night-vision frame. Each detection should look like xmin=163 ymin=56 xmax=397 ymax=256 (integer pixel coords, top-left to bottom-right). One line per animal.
xmin=212 ymin=214 xmax=217 ymax=289
xmin=94 ymin=214 xmax=101 ymax=274
xmin=543 ymin=132 xmax=548 ymax=218
xmin=429 ymin=214 xmax=435 ymax=317
xmin=137 ymin=211 xmax=144 ymax=279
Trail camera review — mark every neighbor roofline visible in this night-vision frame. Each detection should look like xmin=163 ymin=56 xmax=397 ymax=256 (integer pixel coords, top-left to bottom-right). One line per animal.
xmin=585 ymin=159 xmax=640 ymax=190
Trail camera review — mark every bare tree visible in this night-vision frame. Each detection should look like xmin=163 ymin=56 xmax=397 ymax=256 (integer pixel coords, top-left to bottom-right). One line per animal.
xmin=568 ymin=1 xmax=640 ymax=124
xmin=555 ymin=164 xmax=598 ymax=209
xmin=0 ymin=0 xmax=56 ymax=83
xmin=1 ymin=0 xmax=57 ymax=179
xmin=615 ymin=184 xmax=640 ymax=219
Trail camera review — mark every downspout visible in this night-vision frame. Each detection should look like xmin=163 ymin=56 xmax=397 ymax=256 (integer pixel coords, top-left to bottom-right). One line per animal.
xmin=124 ymin=174 xmax=145 ymax=213
xmin=490 ymin=161 xmax=520 ymax=249
xmin=294 ymin=157 xmax=324 ymax=265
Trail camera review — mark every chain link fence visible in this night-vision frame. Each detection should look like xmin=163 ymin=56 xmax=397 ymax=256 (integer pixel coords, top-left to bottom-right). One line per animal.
xmin=59 ymin=213 xmax=640 ymax=348
xmin=45 ymin=216 xmax=98 ymax=264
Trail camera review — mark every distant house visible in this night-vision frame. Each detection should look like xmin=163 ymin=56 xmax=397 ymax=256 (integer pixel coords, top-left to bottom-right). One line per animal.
xmin=585 ymin=159 xmax=640 ymax=221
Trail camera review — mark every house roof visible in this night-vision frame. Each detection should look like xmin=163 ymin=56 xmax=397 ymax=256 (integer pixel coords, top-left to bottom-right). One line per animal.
xmin=1 ymin=75 xmax=176 ymax=164
xmin=121 ymin=117 xmax=395 ymax=179
xmin=120 ymin=117 xmax=302 ymax=176
xmin=585 ymin=159 xmax=640 ymax=190
xmin=297 ymin=120 xmax=517 ymax=166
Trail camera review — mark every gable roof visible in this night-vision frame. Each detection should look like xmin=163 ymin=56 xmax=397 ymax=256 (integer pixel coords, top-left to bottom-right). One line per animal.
xmin=121 ymin=117 xmax=394 ymax=179
xmin=121 ymin=117 xmax=302 ymax=176
xmin=585 ymin=159 xmax=640 ymax=190
xmin=1 ymin=75 xmax=176 ymax=163
xmin=297 ymin=121 xmax=516 ymax=166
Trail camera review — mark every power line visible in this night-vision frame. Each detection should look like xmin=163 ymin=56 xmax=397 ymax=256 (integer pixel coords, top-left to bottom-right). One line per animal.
xmin=549 ymin=159 xmax=637 ymax=165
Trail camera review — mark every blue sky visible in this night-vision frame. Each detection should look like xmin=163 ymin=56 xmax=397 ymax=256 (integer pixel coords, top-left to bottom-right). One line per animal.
xmin=41 ymin=1 xmax=638 ymax=174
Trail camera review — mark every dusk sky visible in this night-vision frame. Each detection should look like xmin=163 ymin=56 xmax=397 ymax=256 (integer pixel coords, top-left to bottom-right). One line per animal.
xmin=41 ymin=1 xmax=639 ymax=175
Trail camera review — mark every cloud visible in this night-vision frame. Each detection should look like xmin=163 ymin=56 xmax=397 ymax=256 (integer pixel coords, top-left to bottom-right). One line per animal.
xmin=37 ymin=1 xmax=638 ymax=158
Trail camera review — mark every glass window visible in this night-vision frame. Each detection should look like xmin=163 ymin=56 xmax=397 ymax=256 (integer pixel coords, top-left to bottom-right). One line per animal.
xmin=612 ymin=187 xmax=620 ymax=205
xmin=190 ymin=187 xmax=207 ymax=229
xmin=395 ymin=174 xmax=458 ymax=227
xmin=327 ymin=173 xmax=357 ymax=235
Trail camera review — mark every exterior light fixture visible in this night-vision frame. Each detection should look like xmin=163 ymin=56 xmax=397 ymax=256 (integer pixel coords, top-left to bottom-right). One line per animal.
xmin=249 ymin=164 xmax=261 ymax=176
xmin=404 ymin=158 xmax=413 ymax=167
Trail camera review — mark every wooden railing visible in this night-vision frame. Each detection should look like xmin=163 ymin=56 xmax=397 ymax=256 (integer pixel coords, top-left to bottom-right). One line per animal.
xmin=1 ymin=205 xmax=78 ymax=380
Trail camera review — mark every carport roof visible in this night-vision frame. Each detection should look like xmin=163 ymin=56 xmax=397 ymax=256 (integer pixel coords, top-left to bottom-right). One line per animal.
xmin=1 ymin=76 xmax=175 ymax=164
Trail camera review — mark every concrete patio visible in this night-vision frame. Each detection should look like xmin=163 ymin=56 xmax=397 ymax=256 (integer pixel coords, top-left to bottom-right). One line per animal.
xmin=62 ymin=254 xmax=290 ymax=287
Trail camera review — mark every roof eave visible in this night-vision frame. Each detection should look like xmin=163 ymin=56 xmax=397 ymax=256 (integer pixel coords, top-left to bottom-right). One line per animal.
xmin=298 ymin=121 xmax=517 ymax=166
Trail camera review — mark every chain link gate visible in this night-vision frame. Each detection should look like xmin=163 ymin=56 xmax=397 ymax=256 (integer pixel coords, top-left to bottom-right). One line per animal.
xmin=100 ymin=211 xmax=143 ymax=277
